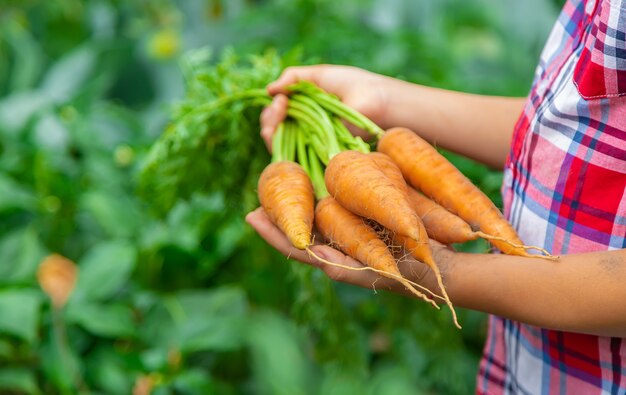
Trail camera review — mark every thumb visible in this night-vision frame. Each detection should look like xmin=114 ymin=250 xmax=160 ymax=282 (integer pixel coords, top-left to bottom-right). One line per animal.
xmin=260 ymin=94 xmax=289 ymax=151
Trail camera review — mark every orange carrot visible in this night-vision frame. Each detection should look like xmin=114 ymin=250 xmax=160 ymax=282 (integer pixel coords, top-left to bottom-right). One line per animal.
xmin=369 ymin=152 xmax=408 ymax=192
xmin=378 ymin=127 xmax=552 ymax=258
xmin=369 ymin=152 xmax=459 ymax=328
xmin=367 ymin=152 xmax=435 ymax=264
xmin=407 ymin=188 xmax=510 ymax=245
xmin=324 ymin=150 xmax=422 ymax=242
xmin=314 ymin=196 xmax=436 ymax=305
xmin=258 ymin=161 xmax=315 ymax=250
xmin=373 ymin=151 xmax=497 ymax=244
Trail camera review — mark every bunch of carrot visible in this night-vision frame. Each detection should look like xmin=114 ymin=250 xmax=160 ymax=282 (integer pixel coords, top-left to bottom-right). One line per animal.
xmin=140 ymin=51 xmax=551 ymax=329
xmin=258 ymin=83 xmax=553 ymax=329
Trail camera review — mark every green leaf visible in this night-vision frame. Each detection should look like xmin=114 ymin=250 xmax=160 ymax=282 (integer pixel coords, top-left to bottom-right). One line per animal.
xmin=138 ymin=49 xmax=278 ymax=214
xmin=0 ymin=368 xmax=40 ymax=395
xmin=0 ymin=227 xmax=46 ymax=284
xmin=85 ymin=346 xmax=134 ymax=395
xmin=141 ymin=286 xmax=248 ymax=353
xmin=40 ymin=326 xmax=81 ymax=393
xmin=41 ymin=46 xmax=96 ymax=103
xmin=80 ymin=191 xmax=141 ymax=238
xmin=0 ymin=174 xmax=38 ymax=212
xmin=172 ymin=369 xmax=215 ymax=395
xmin=0 ymin=339 xmax=13 ymax=359
xmin=66 ymin=302 xmax=135 ymax=338
xmin=319 ymin=371 xmax=367 ymax=395
xmin=367 ymin=365 xmax=422 ymax=395
xmin=33 ymin=112 xmax=69 ymax=150
xmin=0 ymin=289 xmax=41 ymax=343
xmin=74 ymin=240 xmax=136 ymax=301
xmin=2 ymin=20 xmax=44 ymax=93
xmin=139 ymin=348 xmax=168 ymax=372
xmin=0 ymin=91 xmax=50 ymax=134
xmin=246 ymin=310 xmax=311 ymax=395
xmin=162 ymin=193 xmax=225 ymax=251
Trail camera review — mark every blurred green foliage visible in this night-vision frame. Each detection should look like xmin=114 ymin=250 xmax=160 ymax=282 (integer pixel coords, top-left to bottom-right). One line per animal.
xmin=0 ymin=0 xmax=559 ymax=394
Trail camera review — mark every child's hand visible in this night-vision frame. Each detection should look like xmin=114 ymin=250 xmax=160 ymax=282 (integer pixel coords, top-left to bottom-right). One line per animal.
xmin=260 ymin=65 xmax=389 ymax=150
xmin=245 ymin=206 xmax=452 ymax=300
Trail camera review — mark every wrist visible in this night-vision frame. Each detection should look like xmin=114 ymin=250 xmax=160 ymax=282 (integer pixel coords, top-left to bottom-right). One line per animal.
xmin=375 ymin=76 xmax=427 ymax=130
xmin=368 ymin=75 xmax=393 ymax=128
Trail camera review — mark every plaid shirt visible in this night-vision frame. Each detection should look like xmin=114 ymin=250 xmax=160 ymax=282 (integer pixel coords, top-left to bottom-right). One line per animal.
xmin=477 ymin=0 xmax=626 ymax=394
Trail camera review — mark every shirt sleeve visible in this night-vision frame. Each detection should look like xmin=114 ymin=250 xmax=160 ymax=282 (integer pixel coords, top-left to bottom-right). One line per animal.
xmin=573 ymin=0 xmax=626 ymax=99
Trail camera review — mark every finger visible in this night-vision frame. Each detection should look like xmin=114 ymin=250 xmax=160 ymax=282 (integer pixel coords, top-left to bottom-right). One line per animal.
xmin=260 ymin=94 xmax=289 ymax=151
xmin=308 ymin=245 xmax=402 ymax=292
xmin=247 ymin=209 xmax=431 ymax=298
xmin=267 ymin=66 xmax=324 ymax=95
xmin=245 ymin=207 xmax=315 ymax=263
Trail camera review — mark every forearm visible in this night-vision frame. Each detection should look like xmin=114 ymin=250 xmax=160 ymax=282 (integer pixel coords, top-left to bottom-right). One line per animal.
xmin=436 ymin=248 xmax=626 ymax=337
xmin=379 ymin=77 xmax=525 ymax=168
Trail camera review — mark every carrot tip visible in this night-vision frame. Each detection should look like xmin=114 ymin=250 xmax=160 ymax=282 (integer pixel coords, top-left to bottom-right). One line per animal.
xmin=423 ymin=258 xmax=461 ymax=329
xmin=475 ymin=231 xmax=556 ymax=259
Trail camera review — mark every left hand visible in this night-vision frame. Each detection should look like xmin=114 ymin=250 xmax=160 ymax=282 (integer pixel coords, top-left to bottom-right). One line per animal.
xmin=245 ymin=207 xmax=447 ymax=299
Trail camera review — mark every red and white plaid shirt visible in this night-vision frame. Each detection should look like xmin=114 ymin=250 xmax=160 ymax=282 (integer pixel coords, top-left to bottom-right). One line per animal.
xmin=477 ymin=0 xmax=626 ymax=393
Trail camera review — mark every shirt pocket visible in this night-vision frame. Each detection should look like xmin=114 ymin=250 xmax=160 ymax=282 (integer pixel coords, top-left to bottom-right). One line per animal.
xmin=573 ymin=0 xmax=626 ymax=100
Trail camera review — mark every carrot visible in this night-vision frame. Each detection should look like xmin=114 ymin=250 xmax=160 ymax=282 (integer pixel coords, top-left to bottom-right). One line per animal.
xmin=314 ymin=196 xmax=437 ymax=306
xmin=377 ymin=127 xmax=553 ymax=258
xmin=258 ymin=161 xmax=315 ymax=250
xmin=324 ymin=150 xmax=422 ymax=242
xmin=372 ymin=151 xmax=498 ymax=244
xmin=406 ymin=188 xmax=503 ymax=245
xmin=369 ymin=152 xmax=408 ymax=192
xmin=369 ymin=152 xmax=459 ymax=328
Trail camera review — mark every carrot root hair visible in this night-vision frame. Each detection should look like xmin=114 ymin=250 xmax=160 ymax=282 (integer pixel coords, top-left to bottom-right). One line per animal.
xmin=473 ymin=231 xmax=558 ymax=260
xmin=395 ymin=242 xmax=461 ymax=329
xmin=305 ymin=248 xmax=441 ymax=309
xmin=424 ymin=259 xmax=461 ymax=329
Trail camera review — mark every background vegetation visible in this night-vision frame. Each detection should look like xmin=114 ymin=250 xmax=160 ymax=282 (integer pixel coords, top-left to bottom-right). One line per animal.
xmin=0 ymin=0 xmax=561 ymax=393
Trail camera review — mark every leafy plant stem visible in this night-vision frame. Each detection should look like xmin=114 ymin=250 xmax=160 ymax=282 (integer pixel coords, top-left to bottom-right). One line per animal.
xmin=307 ymin=145 xmax=328 ymax=199
xmin=271 ymin=123 xmax=285 ymax=162
xmin=52 ymin=307 xmax=86 ymax=394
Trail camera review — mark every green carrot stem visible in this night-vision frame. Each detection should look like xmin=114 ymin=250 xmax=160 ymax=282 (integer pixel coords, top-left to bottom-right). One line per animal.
xmin=333 ymin=118 xmax=358 ymax=147
xmin=288 ymin=122 xmax=298 ymax=162
xmin=287 ymin=108 xmax=329 ymax=164
xmin=271 ymin=123 xmax=285 ymax=162
xmin=307 ymin=145 xmax=329 ymax=199
xmin=290 ymin=94 xmax=345 ymax=159
xmin=287 ymin=81 xmax=384 ymax=138
xmin=282 ymin=122 xmax=290 ymax=162
xmin=185 ymin=88 xmax=270 ymax=120
xmin=286 ymin=101 xmax=341 ymax=159
xmin=333 ymin=118 xmax=370 ymax=153
xmin=296 ymin=126 xmax=311 ymax=178
xmin=309 ymin=92 xmax=384 ymax=139
xmin=309 ymin=131 xmax=330 ymax=165
xmin=282 ymin=121 xmax=294 ymax=162
xmin=290 ymin=94 xmax=335 ymax=133
xmin=282 ymin=122 xmax=291 ymax=162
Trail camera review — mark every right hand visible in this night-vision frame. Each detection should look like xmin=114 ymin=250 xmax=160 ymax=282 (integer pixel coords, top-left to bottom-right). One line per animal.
xmin=260 ymin=65 xmax=390 ymax=150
